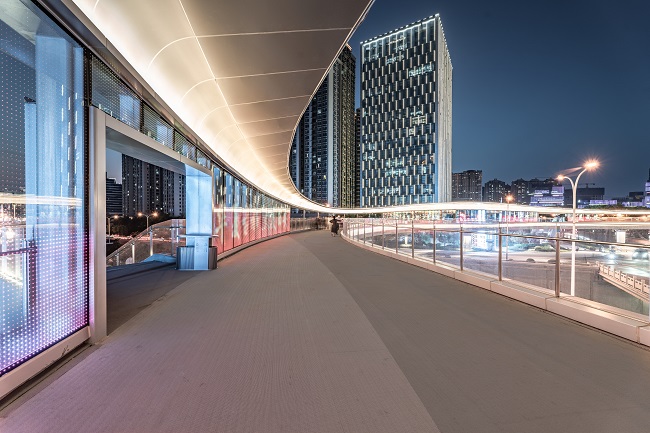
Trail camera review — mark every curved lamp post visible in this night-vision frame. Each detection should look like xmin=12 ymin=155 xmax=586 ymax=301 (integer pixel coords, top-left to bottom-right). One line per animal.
xmin=557 ymin=160 xmax=599 ymax=296
xmin=137 ymin=211 xmax=158 ymax=231
xmin=138 ymin=211 xmax=159 ymax=257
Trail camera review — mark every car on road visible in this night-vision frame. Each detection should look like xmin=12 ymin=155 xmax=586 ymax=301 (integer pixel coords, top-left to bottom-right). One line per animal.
xmin=632 ymin=248 xmax=649 ymax=260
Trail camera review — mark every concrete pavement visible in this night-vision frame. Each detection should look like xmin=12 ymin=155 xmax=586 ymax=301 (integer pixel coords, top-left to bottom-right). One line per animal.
xmin=3 ymin=230 xmax=650 ymax=432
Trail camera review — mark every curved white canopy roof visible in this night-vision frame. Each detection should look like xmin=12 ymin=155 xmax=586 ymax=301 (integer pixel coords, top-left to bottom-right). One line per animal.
xmin=71 ymin=0 xmax=373 ymax=212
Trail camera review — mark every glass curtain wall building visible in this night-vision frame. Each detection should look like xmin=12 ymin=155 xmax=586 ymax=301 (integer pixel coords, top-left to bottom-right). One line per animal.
xmin=0 ymin=0 xmax=290 ymax=380
xmin=360 ymin=15 xmax=452 ymax=207
xmin=290 ymin=46 xmax=355 ymax=208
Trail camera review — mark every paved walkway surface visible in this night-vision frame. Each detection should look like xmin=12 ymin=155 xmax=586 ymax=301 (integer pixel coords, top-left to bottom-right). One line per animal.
xmin=3 ymin=231 xmax=650 ymax=432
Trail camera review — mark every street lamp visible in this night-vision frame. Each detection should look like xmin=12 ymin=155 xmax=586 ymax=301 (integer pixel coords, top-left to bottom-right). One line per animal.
xmin=137 ymin=211 xmax=158 ymax=231
xmin=557 ymin=159 xmax=600 ymax=296
xmin=505 ymin=194 xmax=513 ymax=260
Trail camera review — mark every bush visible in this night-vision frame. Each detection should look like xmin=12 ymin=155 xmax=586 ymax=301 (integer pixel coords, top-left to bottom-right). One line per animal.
xmin=534 ymin=244 xmax=555 ymax=252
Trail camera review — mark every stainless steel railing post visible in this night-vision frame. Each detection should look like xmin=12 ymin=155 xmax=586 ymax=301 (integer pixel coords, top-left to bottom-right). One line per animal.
xmin=459 ymin=225 xmax=464 ymax=272
xmin=411 ymin=219 xmax=415 ymax=258
xmin=498 ymin=228 xmax=503 ymax=281
xmin=555 ymin=237 xmax=561 ymax=297
xmin=382 ymin=221 xmax=385 ymax=249
xmin=395 ymin=222 xmax=399 ymax=255
xmin=432 ymin=223 xmax=436 ymax=265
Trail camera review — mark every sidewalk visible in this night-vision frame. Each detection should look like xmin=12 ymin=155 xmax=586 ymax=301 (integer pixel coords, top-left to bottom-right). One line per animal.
xmin=2 ymin=230 xmax=650 ymax=432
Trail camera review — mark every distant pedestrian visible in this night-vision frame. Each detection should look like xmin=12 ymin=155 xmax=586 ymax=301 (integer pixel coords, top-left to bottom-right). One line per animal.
xmin=330 ymin=216 xmax=340 ymax=236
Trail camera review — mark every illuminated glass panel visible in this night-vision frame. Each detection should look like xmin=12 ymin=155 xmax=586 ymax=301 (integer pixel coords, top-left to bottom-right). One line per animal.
xmin=213 ymin=167 xmax=224 ymax=253
xmin=1 ymin=0 xmax=87 ymax=376
xmin=223 ymin=173 xmax=234 ymax=252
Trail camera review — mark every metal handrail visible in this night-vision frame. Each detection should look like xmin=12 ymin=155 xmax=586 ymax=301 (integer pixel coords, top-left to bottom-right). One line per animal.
xmin=106 ymin=220 xmax=185 ymax=262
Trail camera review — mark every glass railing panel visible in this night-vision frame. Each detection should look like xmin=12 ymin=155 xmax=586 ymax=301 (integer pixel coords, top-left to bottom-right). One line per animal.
xmin=434 ymin=229 xmax=460 ymax=269
xmin=413 ymin=227 xmax=434 ymax=263
xmin=500 ymin=235 xmax=555 ymax=292
xmin=395 ymin=221 xmax=411 ymax=257
xmin=572 ymin=243 xmax=649 ymax=315
xmin=462 ymin=229 xmax=499 ymax=278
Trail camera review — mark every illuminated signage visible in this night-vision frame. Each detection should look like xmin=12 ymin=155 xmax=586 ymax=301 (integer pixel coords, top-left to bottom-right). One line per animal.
xmin=386 ymin=54 xmax=404 ymax=64
xmin=408 ymin=64 xmax=432 ymax=77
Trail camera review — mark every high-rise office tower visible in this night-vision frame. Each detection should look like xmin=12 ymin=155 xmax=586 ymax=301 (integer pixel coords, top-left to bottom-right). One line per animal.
xmin=106 ymin=175 xmax=123 ymax=216
xmin=452 ymin=170 xmax=482 ymax=201
xmin=354 ymin=108 xmax=361 ymax=207
xmin=360 ymin=14 xmax=452 ymax=207
xmin=290 ymin=46 xmax=356 ymax=207
xmin=122 ymin=155 xmax=186 ymax=217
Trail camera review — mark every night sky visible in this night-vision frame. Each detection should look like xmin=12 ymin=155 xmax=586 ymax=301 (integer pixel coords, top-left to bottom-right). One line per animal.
xmin=349 ymin=0 xmax=650 ymax=198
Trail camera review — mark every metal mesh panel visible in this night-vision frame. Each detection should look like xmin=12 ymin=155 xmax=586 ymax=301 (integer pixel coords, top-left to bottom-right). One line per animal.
xmin=197 ymin=149 xmax=211 ymax=169
xmin=143 ymin=104 xmax=173 ymax=149
xmin=174 ymin=130 xmax=197 ymax=161
xmin=90 ymin=56 xmax=141 ymax=129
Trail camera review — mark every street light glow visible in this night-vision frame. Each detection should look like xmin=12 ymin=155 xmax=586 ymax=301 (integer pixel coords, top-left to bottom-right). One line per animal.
xmin=584 ymin=160 xmax=599 ymax=170
xmin=556 ymin=175 xmax=565 ymax=181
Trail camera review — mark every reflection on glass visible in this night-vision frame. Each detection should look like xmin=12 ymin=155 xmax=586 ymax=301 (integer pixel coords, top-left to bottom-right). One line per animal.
xmin=1 ymin=1 xmax=87 ymax=376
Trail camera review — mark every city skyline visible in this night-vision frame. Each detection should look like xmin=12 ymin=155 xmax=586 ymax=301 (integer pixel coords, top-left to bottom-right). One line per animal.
xmin=349 ymin=0 xmax=650 ymax=198
xmin=105 ymin=0 xmax=650 ymax=201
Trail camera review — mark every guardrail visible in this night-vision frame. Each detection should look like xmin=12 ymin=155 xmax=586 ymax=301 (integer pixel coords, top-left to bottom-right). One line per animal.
xmin=343 ymin=218 xmax=650 ymax=318
xmin=599 ymin=264 xmax=650 ymax=300
xmin=106 ymin=219 xmax=185 ymax=267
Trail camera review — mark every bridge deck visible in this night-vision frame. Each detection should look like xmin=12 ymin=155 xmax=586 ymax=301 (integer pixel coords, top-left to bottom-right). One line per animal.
xmin=2 ymin=230 xmax=650 ymax=432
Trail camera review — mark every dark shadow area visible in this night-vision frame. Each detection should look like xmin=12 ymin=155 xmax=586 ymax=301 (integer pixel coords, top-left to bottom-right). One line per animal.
xmin=107 ymin=263 xmax=201 ymax=334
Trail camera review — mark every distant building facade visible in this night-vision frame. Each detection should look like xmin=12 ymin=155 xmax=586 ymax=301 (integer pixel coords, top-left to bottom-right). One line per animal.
xmin=530 ymin=185 xmax=564 ymax=207
xmin=290 ymin=46 xmax=356 ymax=207
xmin=106 ymin=175 xmax=122 ymax=216
xmin=122 ymin=155 xmax=185 ymax=217
xmin=483 ymin=178 xmax=510 ymax=202
xmin=360 ymin=14 xmax=452 ymax=206
xmin=564 ymin=186 xmax=605 ymax=208
xmin=452 ymin=170 xmax=482 ymax=201
xmin=510 ymin=178 xmax=531 ymax=204
xmin=510 ymin=178 xmax=560 ymax=205
xmin=354 ymin=107 xmax=361 ymax=207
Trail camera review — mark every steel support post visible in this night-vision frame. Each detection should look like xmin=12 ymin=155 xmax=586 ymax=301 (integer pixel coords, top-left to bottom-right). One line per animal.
xmin=459 ymin=226 xmax=464 ymax=271
xmin=498 ymin=230 xmax=503 ymax=281
xmin=411 ymin=219 xmax=415 ymax=258
xmin=555 ymin=238 xmax=561 ymax=297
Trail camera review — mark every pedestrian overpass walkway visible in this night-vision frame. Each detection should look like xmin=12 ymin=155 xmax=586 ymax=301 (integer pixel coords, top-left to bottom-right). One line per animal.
xmin=2 ymin=231 xmax=650 ymax=432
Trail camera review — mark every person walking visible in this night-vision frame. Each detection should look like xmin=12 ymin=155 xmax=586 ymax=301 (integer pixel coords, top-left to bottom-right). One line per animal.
xmin=329 ymin=215 xmax=340 ymax=236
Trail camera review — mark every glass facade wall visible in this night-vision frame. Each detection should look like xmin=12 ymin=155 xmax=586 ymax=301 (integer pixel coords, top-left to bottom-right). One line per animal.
xmin=1 ymin=0 xmax=290 ymax=380
xmin=212 ymin=170 xmax=289 ymax=255
xmin=1 ymin=0 xmax=87 ymax=376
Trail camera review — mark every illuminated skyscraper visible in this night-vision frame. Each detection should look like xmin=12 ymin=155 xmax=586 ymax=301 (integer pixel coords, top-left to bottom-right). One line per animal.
xmin=290 ymin=46 xmax=356 ymax=207
xmin=360 ymin=14 xmax=452 ymax=207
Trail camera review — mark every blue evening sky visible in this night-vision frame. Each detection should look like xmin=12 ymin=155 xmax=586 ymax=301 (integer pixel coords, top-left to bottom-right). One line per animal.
xmin=349 ymin=0 xmax=650 ymax=198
